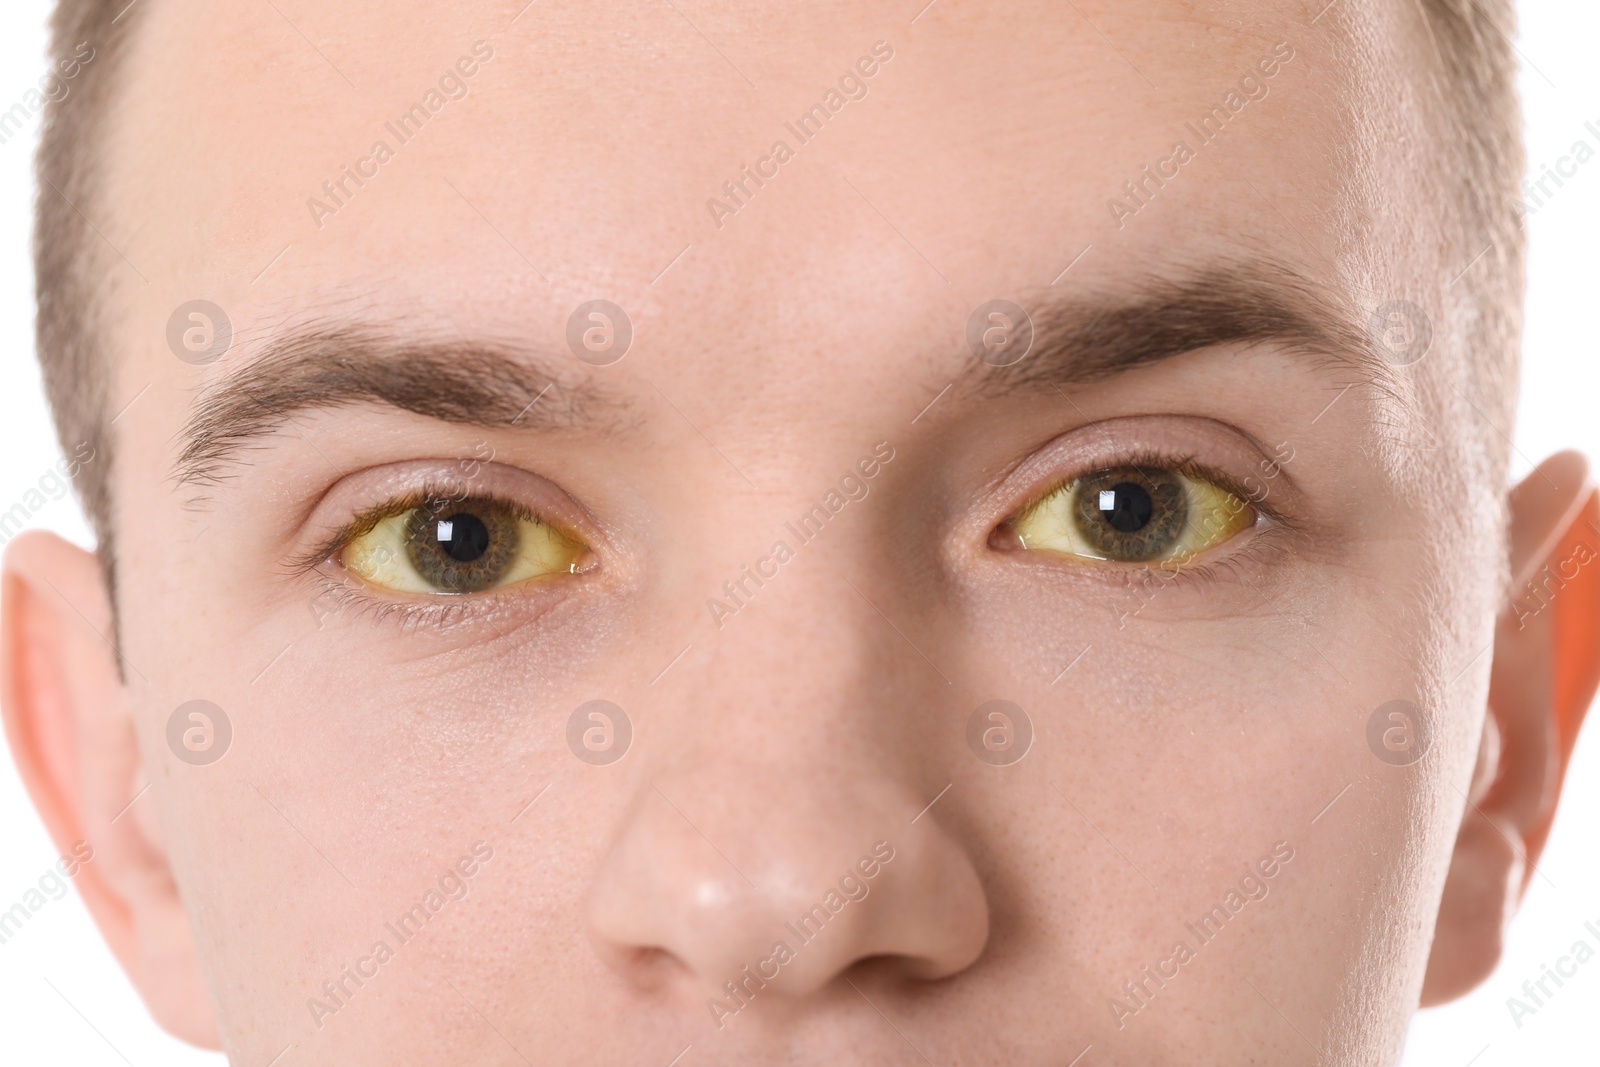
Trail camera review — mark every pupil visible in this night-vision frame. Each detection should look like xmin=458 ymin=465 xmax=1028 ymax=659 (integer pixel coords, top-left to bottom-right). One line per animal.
xmin=1100 ymin=482 xmax=1153 ymax=532
xmin=437 ymin=513 xmax=491 ymax=562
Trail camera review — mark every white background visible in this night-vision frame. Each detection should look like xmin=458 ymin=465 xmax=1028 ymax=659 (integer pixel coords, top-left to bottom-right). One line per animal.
xmin=0 ymin=3 xmax=1594 ymax=1064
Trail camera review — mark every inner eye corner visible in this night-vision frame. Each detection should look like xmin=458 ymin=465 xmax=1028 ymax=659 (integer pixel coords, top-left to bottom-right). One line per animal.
xmin=988 ymin=516 xmax=1027 ymax=552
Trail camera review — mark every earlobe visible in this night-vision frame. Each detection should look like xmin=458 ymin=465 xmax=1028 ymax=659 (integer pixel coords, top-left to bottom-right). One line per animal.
xmin=1420 ymin=452 xmax=1600 ymax=1006
xmin=0 ymin=530 xmax=221 ymax=1048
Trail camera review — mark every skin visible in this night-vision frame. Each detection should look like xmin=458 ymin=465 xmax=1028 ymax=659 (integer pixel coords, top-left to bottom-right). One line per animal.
xmin=3 ymin=1 xmax=1598 ymax=1064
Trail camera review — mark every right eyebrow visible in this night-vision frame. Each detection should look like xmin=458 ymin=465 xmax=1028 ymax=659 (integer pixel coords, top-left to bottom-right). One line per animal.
xmin=967 ymin=257 xmax=1400 ymax=400
xmin=173 ymin=324 xmax=629 ymax=489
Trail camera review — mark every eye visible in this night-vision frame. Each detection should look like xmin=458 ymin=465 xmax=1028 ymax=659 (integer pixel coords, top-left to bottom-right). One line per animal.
xmin=339 ymin=495 xmax=586 ymax=594
xmin=1010 ymin=464 xmax=1256 ymax=563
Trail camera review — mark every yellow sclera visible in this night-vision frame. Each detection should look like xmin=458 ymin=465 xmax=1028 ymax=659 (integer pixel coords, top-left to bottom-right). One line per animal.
xmin=1015 ymin=466 xmax=1255 ymax=563
xmin=341 ymin=502 xmax=583 ymax=595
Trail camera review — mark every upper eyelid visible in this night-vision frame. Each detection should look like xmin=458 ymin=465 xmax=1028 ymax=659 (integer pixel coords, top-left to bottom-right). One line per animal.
xmin=1004 ymin=449 xmax=1288 ymax=530
xmin=973 ymin=415 xmax=1301 ymax=534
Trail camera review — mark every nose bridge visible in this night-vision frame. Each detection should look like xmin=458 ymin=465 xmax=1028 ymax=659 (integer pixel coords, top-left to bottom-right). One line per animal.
xmin=651 ymin=568 xmax=933 ymax=909
xmin=584 ymin=557 xmax=989 ymax=1002
xmin=686 ymin=513 xmax=945 ymax=754
xmin=711 ymin=573 xmax=908 ymax=743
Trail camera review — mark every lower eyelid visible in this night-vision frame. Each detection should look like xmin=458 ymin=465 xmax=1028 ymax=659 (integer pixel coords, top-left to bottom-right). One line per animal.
xmin=1000 ymin=521 xmax=1289 ymax=604
xmin=306 ymin=561 xmax=586 ymax=633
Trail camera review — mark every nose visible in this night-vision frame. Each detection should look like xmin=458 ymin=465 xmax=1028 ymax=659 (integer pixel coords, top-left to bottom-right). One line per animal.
xmin=586 ymin=775 xmax=988 ymax=999
xmin=584 ymin=590 xmax=989 ymax=1007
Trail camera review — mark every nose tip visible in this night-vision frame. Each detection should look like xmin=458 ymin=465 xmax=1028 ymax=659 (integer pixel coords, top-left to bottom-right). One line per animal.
xmin=585 ymin=783 xmax=989 ymax=1006
xmin=750 ymin=832 xmax=989 ymax=996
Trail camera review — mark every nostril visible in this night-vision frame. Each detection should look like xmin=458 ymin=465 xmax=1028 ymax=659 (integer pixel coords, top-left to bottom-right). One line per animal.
xmin=859 ymin=951 xmax=960 ymax=984
xmin=595 ymin=943 xmax=688 ymax=993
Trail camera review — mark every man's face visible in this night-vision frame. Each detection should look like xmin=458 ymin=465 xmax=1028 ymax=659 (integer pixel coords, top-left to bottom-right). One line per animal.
xmin=102 ymin=1 xmax=1495 ymax=1062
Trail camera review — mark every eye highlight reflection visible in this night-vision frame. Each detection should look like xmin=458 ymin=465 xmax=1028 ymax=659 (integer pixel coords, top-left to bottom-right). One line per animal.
xmin=339 ymin=495 xmax=585 ymax=595
xmin=1011 ymin=464 xmax=1256 ymax=564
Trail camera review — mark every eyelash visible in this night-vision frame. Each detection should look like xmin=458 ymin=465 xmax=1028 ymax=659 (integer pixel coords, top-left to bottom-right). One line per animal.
xmin=286 ymin=482 xmax=579 ymax=632
xmin=289 ymin=446 xmax=1292 ymax=631
xmin=998 ymin=445 xmax=1294 ymax=590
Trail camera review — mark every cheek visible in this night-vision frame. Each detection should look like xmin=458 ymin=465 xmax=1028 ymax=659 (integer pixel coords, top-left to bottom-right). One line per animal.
xmin=944 ymin=515 xmax=1459 ymax=1017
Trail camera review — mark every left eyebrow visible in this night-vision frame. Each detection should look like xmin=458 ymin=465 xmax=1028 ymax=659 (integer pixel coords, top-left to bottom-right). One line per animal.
xmin=172 ymin=322 xmax=632 ymax=489
xmin=963 ymin=257 xmax=1398 ymax=398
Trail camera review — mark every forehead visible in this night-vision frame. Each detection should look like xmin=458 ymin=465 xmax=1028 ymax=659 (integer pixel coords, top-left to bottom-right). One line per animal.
xmin=105 ymin=0 xmax=1437 ymax=400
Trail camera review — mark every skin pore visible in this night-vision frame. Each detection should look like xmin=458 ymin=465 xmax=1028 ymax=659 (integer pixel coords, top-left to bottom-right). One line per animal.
xmin=3 ymin=1 xmax=1598 ymax=1065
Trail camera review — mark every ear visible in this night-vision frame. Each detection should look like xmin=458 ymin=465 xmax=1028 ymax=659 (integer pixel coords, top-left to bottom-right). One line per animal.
xmin=0 ymin=530 xmax=221 ymax=1047
xmin=1420 ymin=451 xmax=1600 ymax=1005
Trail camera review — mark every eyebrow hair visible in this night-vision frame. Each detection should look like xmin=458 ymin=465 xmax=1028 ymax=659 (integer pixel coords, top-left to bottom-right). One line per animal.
xmin=175 ymin=261 xmax=1391 ymax=491
xmin=174 ymin=325 xmax=622 ymax=489
xmin=966 ymin=258 xmax=1400 ymax=400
